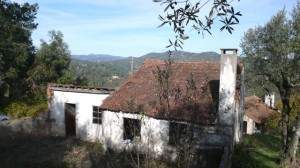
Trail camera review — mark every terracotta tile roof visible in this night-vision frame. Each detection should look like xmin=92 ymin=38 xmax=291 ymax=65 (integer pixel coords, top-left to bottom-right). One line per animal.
xmin=101 ymin=59 xmax=242 ymax=125
xmin=244 ymin=95 xmax=275 ymax=124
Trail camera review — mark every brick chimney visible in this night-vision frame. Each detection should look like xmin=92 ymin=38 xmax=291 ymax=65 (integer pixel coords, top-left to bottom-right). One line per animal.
xmin=218 ymin=48 xmax=238 ymax=129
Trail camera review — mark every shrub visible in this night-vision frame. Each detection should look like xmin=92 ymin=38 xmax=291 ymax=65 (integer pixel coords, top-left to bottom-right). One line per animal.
xmin=264 ymin=112 xmax=282 ymax=134
xmin=3 ymin=101 xmax=47 ymax=118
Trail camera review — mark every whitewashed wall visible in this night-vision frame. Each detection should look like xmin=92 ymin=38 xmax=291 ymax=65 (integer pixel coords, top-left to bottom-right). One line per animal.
xmin=102 ymin=110 xmax=170 ymax=157
xmin=234 ymin=67 xmax=245 ymax=143
xmin=265 ymin=93 xmax=275 ymax=108
xmin=49 ymin=90 xmax=109 ymax=141
xmin=243 ymin=115 xmax=255 ymax=134
xmin=49 ymin=89 xmax=237 ymax=160
xmin=50 ymin=90 xmax=171 ymax=156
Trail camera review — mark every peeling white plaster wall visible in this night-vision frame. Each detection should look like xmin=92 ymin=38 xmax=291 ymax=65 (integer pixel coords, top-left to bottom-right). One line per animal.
xmin=218 ymin=50 xmax=237 ymax=130
xmin=49 ymin=91 xmax=171 ymax=156
xmin=102 ymin=111 xmax=170 ymax=156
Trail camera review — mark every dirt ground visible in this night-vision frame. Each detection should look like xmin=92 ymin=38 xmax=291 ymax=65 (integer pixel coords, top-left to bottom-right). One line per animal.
xmin=0 ymin=135 xmax=135 ymax=168
xmin=0 ymin=117 xmax=135 ymax=168
xmin=0 ymin=117 xmax=185 ymax=168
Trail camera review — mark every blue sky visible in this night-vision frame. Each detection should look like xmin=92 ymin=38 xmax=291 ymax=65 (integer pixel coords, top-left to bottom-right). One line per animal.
xmin=12 ymin=0 xmax=298 ymax=57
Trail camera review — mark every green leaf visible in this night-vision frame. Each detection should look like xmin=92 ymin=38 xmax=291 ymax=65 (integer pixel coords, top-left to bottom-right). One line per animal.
xmin=180 ymin=35 xmax=189 ymax=40
xmin=157 ymin=21 xmax=168 ymax=28
xmin=227 ymin=27 xmax=232 ymax=34
xmin=164 ymin=4 xmax=171 ymax=12
xmin=158 ymin=15 xmax=164 ymax=21
xmin=185 ymin=4 xmax=190 ymax=10
xmin=209 ymin=6 xmax=215 ymax=18
xmin=235 ymin=11 xmax=242 ymax=16
xmin=220 ymin=26 xmax=225 ymax=31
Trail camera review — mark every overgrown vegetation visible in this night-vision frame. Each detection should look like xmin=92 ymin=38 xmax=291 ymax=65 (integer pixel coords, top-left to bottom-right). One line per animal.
xmin=263 ymin=95 xmax=299 ymax=135
xmin=0 ymin=136 xmax=104 ymax=168
xmin=1 ymin=101 xmax=47 ymax=119
xmin=232 ymin=134 xmax=282 ymax=168
xmin=0 ymin=135 xmax=174 ymax=168
xmin=150 ymin=51 xmax=217 ymax=167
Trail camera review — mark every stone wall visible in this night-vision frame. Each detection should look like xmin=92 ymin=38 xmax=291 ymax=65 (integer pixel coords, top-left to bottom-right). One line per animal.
xmin=0 ymin=113 xmax=51 ymax=140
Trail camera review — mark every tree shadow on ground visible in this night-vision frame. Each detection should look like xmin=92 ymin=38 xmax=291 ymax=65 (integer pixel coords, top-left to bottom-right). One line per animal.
xmin=0 ymin=135 xmax=69 ymax=168
xmin=232 ymin=134 xmax=281 ymax=168
xmin=0 ymin=134 xmax=144 ymax=168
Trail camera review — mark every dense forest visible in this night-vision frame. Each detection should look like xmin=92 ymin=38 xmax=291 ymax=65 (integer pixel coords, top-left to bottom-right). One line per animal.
xmin=69 ymin=58 xmax=129 ymax=89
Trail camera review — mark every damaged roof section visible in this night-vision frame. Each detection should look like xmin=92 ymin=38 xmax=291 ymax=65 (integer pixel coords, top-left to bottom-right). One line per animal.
xmin=101 ymin=59 xmax=243 ymax=125
xmin=48 ymin=83 xmax=114 ymax=94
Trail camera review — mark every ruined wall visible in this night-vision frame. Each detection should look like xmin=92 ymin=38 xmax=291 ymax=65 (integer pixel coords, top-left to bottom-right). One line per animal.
xmin=0 ymin=113 xmax=50 ymax=140
xmin=102 ymin=110 xmax=230 ymax=167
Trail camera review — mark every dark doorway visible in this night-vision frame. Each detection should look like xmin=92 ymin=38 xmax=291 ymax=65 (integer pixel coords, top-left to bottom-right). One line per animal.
xmin=65 ymin=103 xmax=76 ymax=137
xmin=243 ymin=121 xmax=247 ymax=133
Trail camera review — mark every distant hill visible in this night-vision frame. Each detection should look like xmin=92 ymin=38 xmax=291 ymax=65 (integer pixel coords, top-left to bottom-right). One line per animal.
xmin=70 ymin=58 xmax=130 ymax=89
xmin=107 ymin=51 xmax=221 ymax=74
xmin=72 ymin=54 xmax=125 ymax=62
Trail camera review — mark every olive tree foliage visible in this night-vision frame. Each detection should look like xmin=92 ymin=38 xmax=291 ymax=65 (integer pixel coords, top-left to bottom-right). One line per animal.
xmin=154 ymin=0 xmax=242 ymax=49
xmin=0 ymin=0 xmax=38 ymax=100
xmin=241 ymin=3 xmax=300 ymax=163
xmin=29 ymin=30 xmax=71 ymax=88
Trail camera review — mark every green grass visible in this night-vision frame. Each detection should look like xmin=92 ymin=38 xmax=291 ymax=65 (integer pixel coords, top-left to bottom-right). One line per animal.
xmin=232 ymin=134 xmax=281 ymax=168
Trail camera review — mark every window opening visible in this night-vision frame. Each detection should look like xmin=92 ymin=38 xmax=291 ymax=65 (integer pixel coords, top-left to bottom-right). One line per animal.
xmin=169 ymin=122 xmax=189 ymax=145
xmin=92 ymin=106 xmax=102 ymax=124
xmin=123 ymin=118 xmax=141 ymax=141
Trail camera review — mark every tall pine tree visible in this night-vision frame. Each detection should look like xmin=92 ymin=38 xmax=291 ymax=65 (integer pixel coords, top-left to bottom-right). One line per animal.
xmin=0 ymin=0 xmax=38 ymax=100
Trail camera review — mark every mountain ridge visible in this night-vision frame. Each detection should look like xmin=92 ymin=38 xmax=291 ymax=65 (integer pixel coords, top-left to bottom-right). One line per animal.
xmin=72 ymin=54 xmax=125 ymax=62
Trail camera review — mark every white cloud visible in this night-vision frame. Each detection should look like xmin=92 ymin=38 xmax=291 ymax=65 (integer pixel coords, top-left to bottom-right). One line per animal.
xmin=41 ymin=7 xmax=77 ymax=18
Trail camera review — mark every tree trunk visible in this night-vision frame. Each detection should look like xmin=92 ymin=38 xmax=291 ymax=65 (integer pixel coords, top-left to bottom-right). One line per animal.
xmin=288 ymin=112 xmax=300 ymax=164
xmin=281 ymin=98 xmax=290 ymax=153
xmin=281 ymin=93 xmax=291 ymax=154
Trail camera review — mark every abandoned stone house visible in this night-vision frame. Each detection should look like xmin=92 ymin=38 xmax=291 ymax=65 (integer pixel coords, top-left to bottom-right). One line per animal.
xmin=243 ymin=95 xmax=276 ymax=134
xmin=47 ymin=48 xmax=244 ymax=167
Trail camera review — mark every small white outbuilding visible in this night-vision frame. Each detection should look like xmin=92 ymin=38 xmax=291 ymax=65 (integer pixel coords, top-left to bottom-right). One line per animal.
xmin=47 ymin=84 xmax=113 ymax=141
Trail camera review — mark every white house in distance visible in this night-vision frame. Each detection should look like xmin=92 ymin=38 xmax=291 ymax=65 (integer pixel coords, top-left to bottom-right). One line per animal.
xmin=243 ymin=95 xmax=276 ymax=134
xmin=47 ymin=49 xmax=244 ymax=168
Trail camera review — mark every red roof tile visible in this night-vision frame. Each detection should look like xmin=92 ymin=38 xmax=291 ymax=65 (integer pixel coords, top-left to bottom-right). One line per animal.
xmin=244 ymin=95 xmax=275 ymax=123
xmin=101 ymin=59 xmax=241 ymax=125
